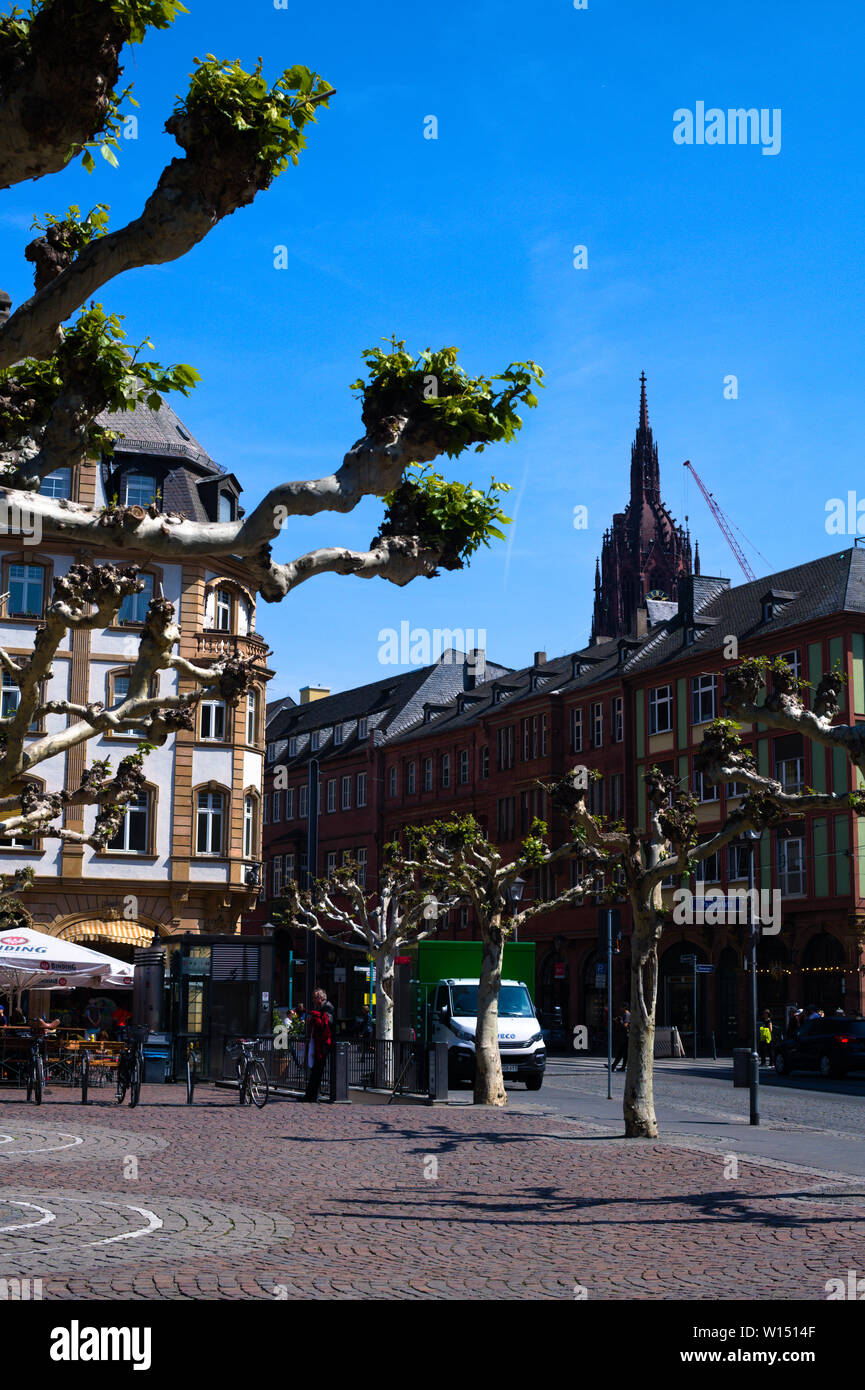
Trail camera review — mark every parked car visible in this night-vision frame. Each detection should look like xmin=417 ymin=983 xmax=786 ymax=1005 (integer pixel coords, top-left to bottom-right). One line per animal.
xmin=774 ymin=1017 xmax=865 ymax=1079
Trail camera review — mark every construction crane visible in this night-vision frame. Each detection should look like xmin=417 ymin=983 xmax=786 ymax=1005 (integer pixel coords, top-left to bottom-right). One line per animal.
xmin=683 ymin=459 xmax=755 ymax=582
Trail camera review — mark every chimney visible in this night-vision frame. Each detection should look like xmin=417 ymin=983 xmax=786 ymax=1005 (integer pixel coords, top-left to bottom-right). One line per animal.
xmin=635 ymin=607 xmax=648 ymax=638
xmin=465 ymin=648 xmax=485 ymax=690
xmin=533 ymin=650 xmax=547 ymax=666
xmin=299 ymin=686 xmax=329 ymax=704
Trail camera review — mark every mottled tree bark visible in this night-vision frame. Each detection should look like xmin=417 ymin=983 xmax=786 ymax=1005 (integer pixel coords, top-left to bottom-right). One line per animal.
xmin=474 ymin=916 xmax=507 ymax=1107
xmin=623 ymin=912 xmax=660 ymax=1139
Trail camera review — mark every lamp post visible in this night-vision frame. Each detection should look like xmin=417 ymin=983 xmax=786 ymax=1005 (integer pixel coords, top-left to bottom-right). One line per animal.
xmin=745 ymin=828 xmax=762 ymax=1126
xmin=508 ymin=877 xmax=526 ymax=941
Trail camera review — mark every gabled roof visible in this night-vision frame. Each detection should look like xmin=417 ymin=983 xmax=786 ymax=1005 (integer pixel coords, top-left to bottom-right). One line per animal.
xmin=265 ymin=651 xmax=512 ymax=768
xmin=98 ymin=399 xmax=223 ymax=472
xmin=623 ymin=549 xmax=865 ymax=676
xmin=389 ymin=636 xmax=628 ymax=745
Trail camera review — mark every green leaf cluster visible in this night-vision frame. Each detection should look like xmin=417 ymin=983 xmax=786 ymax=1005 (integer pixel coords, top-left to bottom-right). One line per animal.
xmin=0 ymin=304 xmax=200 ymax=459
xmin=173 ymin=56 xmax=334 ymax=178
xmin=352 ymin=341 xmax=544 ymax=456
xmin=31 ymin=202 xmax=110 ymax=255
xmin=380 ymin=464 xmax=512 ymax=567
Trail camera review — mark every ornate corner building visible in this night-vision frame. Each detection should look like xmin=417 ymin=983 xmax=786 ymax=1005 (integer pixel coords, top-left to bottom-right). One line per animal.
xmin=2 ymin=399 xmax=272 ymax=965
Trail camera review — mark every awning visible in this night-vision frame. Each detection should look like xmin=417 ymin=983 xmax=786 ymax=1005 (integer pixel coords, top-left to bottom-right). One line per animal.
xmin=62 ymin=920 xmax=155 ymax=950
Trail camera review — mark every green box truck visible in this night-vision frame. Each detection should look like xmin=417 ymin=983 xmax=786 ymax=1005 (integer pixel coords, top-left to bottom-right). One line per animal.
xmin=406 ymin=941 xmax=544 ymax=1090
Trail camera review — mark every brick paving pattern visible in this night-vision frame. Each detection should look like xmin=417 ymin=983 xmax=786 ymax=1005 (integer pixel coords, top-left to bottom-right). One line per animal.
xmin=0 ymin=1085 xmax=863 ymax=1299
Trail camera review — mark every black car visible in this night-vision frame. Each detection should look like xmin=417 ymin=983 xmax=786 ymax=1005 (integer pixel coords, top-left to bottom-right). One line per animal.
xmin=774 ymin=1017 xmax=865 ymax=1079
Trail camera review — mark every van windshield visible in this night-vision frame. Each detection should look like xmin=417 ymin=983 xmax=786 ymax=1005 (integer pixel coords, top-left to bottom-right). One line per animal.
xmin=450 ymin=985 xmax=534 ymax=1018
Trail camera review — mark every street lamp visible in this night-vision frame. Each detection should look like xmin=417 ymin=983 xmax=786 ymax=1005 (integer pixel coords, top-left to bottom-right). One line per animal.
xmin=509 ymin=876 xmax=526 ymax=943
xmin=744 ymin=827 xmax=763 ymax=1126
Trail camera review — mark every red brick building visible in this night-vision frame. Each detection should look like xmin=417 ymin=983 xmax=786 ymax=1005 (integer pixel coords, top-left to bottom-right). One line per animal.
xmin=245 ymin=379 xmax=865 ymax=1046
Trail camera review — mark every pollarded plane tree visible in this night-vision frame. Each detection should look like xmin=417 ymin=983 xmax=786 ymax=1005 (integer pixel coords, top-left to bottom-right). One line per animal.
xmin=0 ymin=1 xmax=541 ymax=888
xmin=397 ymin=817 xmax=606 ymax=1106
xmin=278 ymin=860 xmax=463 ymax=1048
xmin=546 ymin=656 xmax=865 ymax=1139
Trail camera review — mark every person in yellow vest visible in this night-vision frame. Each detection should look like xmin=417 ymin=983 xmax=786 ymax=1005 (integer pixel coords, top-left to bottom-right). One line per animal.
xmin=758 ymin=1010 xmax=774 ymax=1065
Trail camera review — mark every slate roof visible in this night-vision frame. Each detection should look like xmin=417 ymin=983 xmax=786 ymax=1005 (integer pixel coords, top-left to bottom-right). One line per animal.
xmin=390 ymin=637 xmax=627 ymax=746
xmin=98 ymin=399 xmax=223 ymax=471
xmin=266 ymin=651 xmax=512 ymax=769
xmin=622 ymin=548 xmax=865 ymax=677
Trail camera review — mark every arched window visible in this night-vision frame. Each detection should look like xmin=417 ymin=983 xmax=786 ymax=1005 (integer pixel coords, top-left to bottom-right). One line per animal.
xmin=102 ymin=784 xmax=158 ymax=857
xmin=195 ymin=786 xmax=227 ymax=857
xmin=242 ymin=790 xmax=261 ymax=860
xmin=246 ymin=688 xmax=259 ymax=746
xmin=0 ymin=777 xmax=47 ymax=851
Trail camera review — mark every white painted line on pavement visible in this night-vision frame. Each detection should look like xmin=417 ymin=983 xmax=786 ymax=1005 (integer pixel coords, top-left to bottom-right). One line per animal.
xmin=0 ymin=1201 xmax=56 ymax=1233
xmin=88 ymin=1203 xmax=163 ymax=1246
xmin=1 ymin=1131 xmax=85 ymax=1156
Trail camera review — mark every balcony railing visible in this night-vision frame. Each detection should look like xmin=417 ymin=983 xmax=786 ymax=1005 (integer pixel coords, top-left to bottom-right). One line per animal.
xmin=195 ymin=632 xmax=270 ymax=661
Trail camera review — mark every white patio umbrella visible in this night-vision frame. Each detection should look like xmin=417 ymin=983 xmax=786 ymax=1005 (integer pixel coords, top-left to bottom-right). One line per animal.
xmin=0 ymin=927 xmax=134 ymax=996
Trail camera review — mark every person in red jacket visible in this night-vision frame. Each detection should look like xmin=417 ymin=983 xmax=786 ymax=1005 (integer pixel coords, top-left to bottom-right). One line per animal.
xmin=303 ymin=989 xmax=332 ymax=1102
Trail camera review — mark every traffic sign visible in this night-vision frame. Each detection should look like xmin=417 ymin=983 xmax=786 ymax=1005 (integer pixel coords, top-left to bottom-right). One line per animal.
xmin=696 ymin=964 xmax=714 ymax=974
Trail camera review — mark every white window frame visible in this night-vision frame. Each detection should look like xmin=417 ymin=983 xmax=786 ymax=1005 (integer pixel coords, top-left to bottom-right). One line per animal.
xmin=570 ymin=707 xmax=583 ymax=753
xmin=649 ymin=684 xmax=673 ymax=736
xmin=107 ymin=791 xmax=149 ymax=854
xmin=341 ymin=775 xmax=351 ymax=811
xmin=327 ymin=779 xmax=337 ymax=813
xmin=357 ymin=772 xmax=367 ymax=807
xmin=196 ymin=791 xmax=224 ymax=857
xmin=200 ymin=699 xmax=226 ymax=742
xmin=691 ymin=674 xmax=717 ymax=726
xmin=246 ymin=689 xmax=258 ymax=746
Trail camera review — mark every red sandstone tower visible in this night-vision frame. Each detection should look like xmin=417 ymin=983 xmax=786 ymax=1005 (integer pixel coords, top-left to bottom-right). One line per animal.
xmin=591 ymin=373 xmax=694 ymax=642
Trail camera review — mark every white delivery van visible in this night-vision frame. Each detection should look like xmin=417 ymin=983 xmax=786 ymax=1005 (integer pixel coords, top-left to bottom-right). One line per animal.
xmin=431 ymin=978 xmax=546 ymax=1090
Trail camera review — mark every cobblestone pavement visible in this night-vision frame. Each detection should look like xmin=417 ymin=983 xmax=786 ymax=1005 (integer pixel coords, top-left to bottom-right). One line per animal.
xmin=1 ymin=1085 xmax=865 ymax=1300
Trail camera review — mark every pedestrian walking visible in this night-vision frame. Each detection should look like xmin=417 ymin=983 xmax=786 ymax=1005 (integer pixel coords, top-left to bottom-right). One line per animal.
xmin=303 ymin=988 xmax=332 ymax=1102
xmin=758 ymin=1009 xmax=773 ymax=1065
xmin=611 ymin=1009 xmax=629 ymax=1072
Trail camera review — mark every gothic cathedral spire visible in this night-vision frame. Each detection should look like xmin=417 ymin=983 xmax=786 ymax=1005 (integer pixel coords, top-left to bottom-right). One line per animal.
xmin=591 ymin=374 xmax=694 ymax=643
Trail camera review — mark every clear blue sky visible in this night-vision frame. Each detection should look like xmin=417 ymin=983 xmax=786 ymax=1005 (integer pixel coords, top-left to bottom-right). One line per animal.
xmin=2 ymin=0 xmax=863 ymax=699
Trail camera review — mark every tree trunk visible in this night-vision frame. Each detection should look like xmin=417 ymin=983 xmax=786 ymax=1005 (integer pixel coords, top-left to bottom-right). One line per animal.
xmin=474 ymin=918 xmax=507 ymax=1106
xmin=375 ymin=950 xmax=395 ymax=1042
xmin=373 ymin=949 xmax=395 ymax=1087
xmin=623 ymin=913 xmax=660 ymax=1138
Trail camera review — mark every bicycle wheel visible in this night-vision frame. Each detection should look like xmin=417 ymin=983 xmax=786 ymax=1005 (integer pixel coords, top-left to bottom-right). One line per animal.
xmin=248 ymin=1060 xmax=268 ymax=1109
xmin=115 ymin=1062 xmax=127 ymax=1104
xmin=238 ymin=1061 xmax=249 ymax=1104
xmin=81 ymin=1052 xmax=90 ymax=1105
xmin=129 ymin=1055 xmax=141 ymax=1108
xmin=33 ymin=1054 xmax=43 ymax=1106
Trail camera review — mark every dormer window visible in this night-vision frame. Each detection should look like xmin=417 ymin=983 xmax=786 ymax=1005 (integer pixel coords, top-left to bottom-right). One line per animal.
xmin=288 ymin=736 xmax=298 ymax=756
xmin=41 ymin=468 xmax=72 ymax=500
xmin=124 ymin=474 xmax=157 ymax=508
xmin=218 ymin=492 xmax=235 ymax=523
xmin=334 ymin=723 xmax=344 ymax=746
xmin=311 ymin=730 xmax=320 ymax=752
xmin=358 ymin=717 xmax=369 ymax=740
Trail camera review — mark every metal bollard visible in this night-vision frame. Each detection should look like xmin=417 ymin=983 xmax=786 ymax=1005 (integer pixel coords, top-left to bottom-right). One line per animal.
xmin=428 ymin=1042 xmax=449 ymax=1103
xmin=330 ymin=1041 xmax=350 ymax=1104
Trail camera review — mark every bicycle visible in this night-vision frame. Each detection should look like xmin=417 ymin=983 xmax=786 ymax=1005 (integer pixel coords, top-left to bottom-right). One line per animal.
xmin=186 ymin=1040 xmax=200 ymax=1105
xmin=25 ymin=1035 xmax=44 ymax=1105
xmin=230 ymin=1039 xmax=268 ymax=1109
xmin=115 ymin=1025 xmax=147 ymax=1108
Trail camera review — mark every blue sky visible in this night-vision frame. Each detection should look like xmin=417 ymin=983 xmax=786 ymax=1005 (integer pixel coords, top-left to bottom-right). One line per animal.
xmin=2 ymin=0 xmax=863 ymax=698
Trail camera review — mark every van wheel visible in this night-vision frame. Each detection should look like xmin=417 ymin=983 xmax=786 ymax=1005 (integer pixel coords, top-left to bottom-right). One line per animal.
xmin=525 ymin=1076 xmax=543 ymax=1091
xmin=819 ymin=1053 xmax=844 ymax=1079
xmin=773 ymin=1052 xmax=787 ymax=1076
